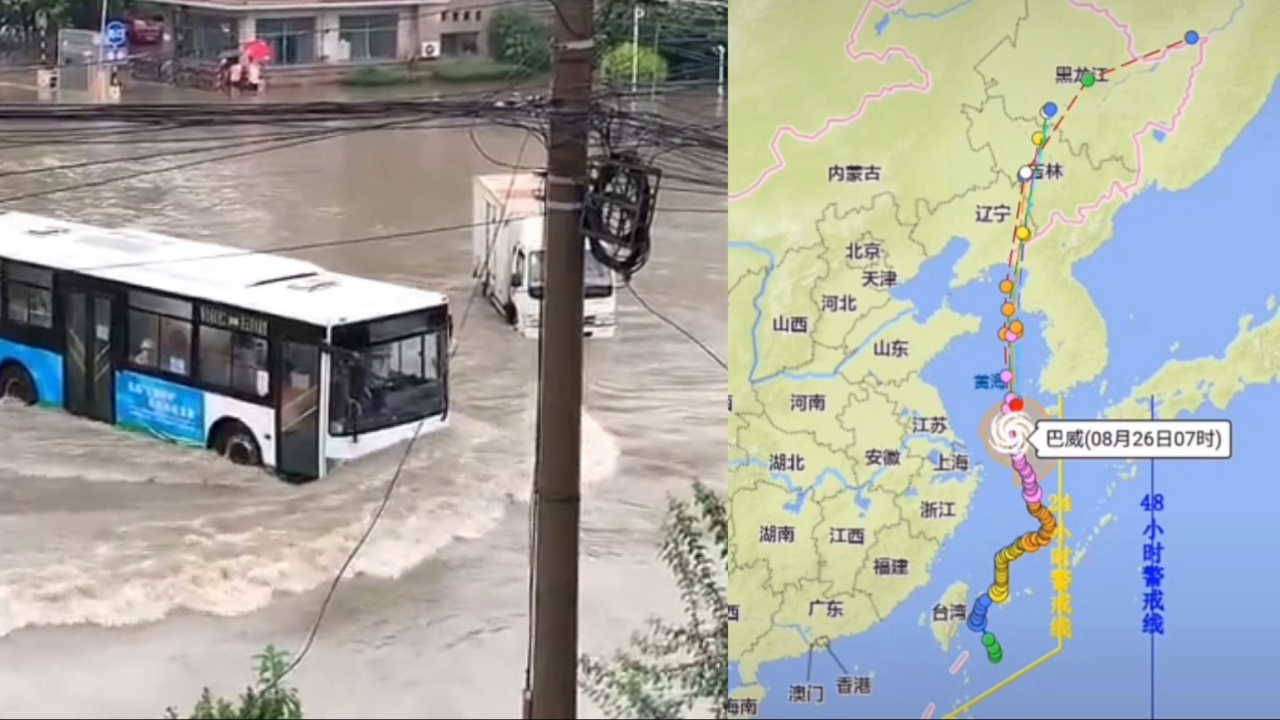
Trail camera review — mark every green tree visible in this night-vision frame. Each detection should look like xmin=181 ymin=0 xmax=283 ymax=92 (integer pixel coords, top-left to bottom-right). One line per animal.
xmin=595 ymin=0 xmax=726 ymax=84
xmin=0 ymin=0 xmax=63 ymax=31
xmin=580 ymin=482 xmax=728 ymax=719
xmin=62 ymin=0 xmax=134 ymax=32
xmin=0 ymin=0 xmax=133 ymax=30
xmin=602 ymin=41 xmax=668 ymax=85
xmin=165 ymin=646 xmax=304 ymax=720
xmin=0 ymin=0 xmax=135 ymax=35
xmin=487 ymin=7 xmax=551 ymax=73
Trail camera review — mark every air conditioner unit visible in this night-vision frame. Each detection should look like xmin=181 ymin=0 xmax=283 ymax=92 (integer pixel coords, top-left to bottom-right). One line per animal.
xmin=419 ymin=41 xmax=440 ymax=59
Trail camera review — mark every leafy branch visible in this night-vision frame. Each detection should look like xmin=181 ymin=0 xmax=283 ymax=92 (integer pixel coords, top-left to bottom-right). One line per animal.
xmin=580 ymin=482 xmax=729 ymax=719
xmin=164 ymin=645 xmax=303 ymax=720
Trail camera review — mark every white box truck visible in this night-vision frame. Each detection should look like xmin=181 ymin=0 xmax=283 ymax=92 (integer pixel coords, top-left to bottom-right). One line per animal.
xmin=471 ymin=173 xmax=617 ymax=338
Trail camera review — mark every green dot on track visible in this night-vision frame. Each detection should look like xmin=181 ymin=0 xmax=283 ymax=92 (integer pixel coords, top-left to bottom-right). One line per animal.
xmin=981 ymin=632 xmax=997 ymax=647
xmin=1082 ymin=73 xmax=1096 ymax=87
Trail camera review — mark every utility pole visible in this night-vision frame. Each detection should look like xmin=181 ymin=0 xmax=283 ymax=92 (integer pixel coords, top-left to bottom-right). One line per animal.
xmin=715 ymin=44 xmax=726 ymax=97
xmin=525 ymin=0 xmax=593 ymax=714
xmin=36 ymin=10 xmax=48 ymax=67
xmin=95 ymin=0 xmax=110 ymax=102
xmin=630 ymin=3 xmax=644 ymax=93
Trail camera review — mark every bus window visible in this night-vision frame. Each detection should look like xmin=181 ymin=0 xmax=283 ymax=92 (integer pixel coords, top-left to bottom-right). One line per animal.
xmin=5 ymin=262 xmax=53 ymax=328
xmin=199 ymin=326 xmax=269 ymax=397
xmin=329 ymin=316 xmax=446 ymax=436
xmin=129 ymin=310 xmax=192 ymax=376
xmin=128 ymin=291 xmax=193 ymax=376
xmin=163 ymin=323 xmax=191 ymax=374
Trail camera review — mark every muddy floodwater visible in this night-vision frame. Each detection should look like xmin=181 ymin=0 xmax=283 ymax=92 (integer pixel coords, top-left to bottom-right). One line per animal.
xmin=0 ymin=85 xmax=725 ymax=718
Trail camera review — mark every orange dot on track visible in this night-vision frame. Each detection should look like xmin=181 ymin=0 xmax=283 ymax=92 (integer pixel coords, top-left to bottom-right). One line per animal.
xmin=1009 ymin=398 xmax=1025 ymax=412
xmin=997 ymin=327 xmax=1009 ymax=341
xmin=1009 ymin=320 xmax=1025 ymax=335
xmin=999 ymin=279 xmax=1015 ymax=294
xmin=1001 ymin=302 xmax=1016 ymax=317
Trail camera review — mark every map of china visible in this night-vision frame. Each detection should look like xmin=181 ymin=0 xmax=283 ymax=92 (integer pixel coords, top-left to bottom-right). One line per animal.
xmin=728 ymin=0 xmax=1280 ymax=712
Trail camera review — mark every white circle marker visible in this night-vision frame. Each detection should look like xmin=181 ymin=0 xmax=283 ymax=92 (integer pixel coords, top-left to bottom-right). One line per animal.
xmin=989 ymin=410 xmax=1035 ymax=457
xmin=1017 ymin=165 xmax=1034 ymax=182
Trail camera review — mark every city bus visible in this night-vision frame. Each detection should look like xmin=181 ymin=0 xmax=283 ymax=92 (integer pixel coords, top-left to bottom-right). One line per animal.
xmin=0 ymin=211 xmax=450 ymax=481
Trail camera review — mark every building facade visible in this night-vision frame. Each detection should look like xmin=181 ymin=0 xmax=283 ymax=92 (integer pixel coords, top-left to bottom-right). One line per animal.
xmin=435 ymin=0 xmax=491 ymax=58
xmin=142 ymin=0 xmax=457 ymax=65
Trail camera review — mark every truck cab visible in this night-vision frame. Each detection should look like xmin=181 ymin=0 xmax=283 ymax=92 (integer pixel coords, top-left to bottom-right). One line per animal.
xmin=506 ymin=234 xmax=616 ymax=338
xmin=472 ymin=174 xmax=617 ymax=339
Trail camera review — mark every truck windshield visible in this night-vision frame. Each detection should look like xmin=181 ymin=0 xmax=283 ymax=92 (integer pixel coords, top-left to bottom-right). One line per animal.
xmin=527 ymin=250 xmax=614 ymax=300
xmin=329 ymin=312 xmax=448 ymax=436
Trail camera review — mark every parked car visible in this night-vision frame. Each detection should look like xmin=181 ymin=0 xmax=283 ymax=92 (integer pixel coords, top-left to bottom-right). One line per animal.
xmin=127 ymin=15 xmax=165 ymax=46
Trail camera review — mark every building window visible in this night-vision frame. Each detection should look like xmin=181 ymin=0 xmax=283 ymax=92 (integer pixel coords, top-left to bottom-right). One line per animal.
xmin=451 ymin=11 xmax=459 ymax=21
xmin=199 ymin=326 xmax=270 ymax=397
xmin=441 ymin=31 xmax=480 ymax=57
xmin=257 ymin=17 xmax=316 ymax=65
xmin=475 ymin=10 xmax=482 ymax=21
xmin=3 ymin=262 xmax=53 ymax=329
xmin=128 ymin=291 xmax=193 ymax=375
xmin=338 ymin=14 xmax=398 ymax=61
xmin=462 ymin=10 xmax=470 ymax=21
xmin=440 ymin=11 xmax=447 ymax=21
xmin=186 ymin=15 xmax=239 ymax=60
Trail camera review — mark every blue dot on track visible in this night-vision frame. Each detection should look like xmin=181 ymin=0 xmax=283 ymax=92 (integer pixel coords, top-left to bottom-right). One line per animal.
xmin=1185 ymin=30 xmax=1200 ymax=45
xmin=1042 ymin=102 xmax=1058 ymax=118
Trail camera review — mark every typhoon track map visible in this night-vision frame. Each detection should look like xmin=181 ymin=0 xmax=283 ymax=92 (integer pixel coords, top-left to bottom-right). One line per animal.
xmin=966 ymin=31 xmax=1202 ymax=670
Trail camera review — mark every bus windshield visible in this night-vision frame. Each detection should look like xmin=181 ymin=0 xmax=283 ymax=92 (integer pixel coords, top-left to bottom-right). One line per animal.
xmin=527 ymin=250 xmax=614 ymax=300
xmin=329 ymin=311 xmax=448 ymax=436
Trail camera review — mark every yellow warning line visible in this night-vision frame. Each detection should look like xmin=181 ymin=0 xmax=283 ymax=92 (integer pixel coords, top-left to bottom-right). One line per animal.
xmin=943 ymin=394 xmax=1071 ymax=719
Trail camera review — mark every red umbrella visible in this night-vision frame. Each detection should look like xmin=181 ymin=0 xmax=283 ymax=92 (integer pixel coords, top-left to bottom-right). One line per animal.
xmin=242 ymin=39 xmax=273 ymax=64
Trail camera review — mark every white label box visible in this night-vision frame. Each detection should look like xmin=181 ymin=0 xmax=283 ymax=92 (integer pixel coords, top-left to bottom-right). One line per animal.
xmin=1027 ymin=420 xmax=1232 ymax=460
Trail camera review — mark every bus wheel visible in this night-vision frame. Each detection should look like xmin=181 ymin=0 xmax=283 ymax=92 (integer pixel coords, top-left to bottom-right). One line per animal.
xmin=0 ymin=364 xmax=36 ymax=406
xmin=215 ymin=423 xmax=262 ymax=466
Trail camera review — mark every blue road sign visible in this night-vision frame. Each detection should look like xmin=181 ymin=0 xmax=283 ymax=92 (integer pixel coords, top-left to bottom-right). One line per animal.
xmin=104 ymin=20 xmax=127 ymax=49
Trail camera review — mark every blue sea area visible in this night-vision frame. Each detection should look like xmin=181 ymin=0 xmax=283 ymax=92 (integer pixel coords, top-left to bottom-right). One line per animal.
xmin=730 ymin=76 xmax=1280 ymax=718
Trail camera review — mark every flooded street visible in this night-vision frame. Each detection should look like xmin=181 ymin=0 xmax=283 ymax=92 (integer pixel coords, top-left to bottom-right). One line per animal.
xmin=0 ymin=88 xmax=726 ymax=718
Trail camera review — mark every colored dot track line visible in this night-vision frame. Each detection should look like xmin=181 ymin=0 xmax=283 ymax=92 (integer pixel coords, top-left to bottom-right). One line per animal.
xmin=970 ymin=29 xmax=1201 ymax=664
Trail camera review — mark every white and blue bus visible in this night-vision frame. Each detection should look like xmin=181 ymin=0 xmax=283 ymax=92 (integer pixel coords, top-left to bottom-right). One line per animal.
xmin=0 ymin=211 xmax=450 ymax=481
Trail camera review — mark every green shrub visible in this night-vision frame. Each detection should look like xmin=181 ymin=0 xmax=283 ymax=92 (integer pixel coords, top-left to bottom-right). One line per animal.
xmin=488 ymin=7 xmax=552 ymax=73
xmin=602 ymin=42 xmax=669 ymax=86
xmin=165 ymin=646 xmax=303 ymax=720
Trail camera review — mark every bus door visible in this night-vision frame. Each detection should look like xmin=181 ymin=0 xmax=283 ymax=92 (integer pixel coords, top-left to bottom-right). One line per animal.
xmin=277 ymin=337 xmax=322 ymax=480
xmin=61 ymin=281 xmax=117 ymax=423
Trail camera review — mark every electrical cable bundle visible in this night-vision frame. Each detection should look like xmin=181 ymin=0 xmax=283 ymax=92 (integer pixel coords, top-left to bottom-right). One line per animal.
xmin=582 ymin=153 xmax=659 ymax=279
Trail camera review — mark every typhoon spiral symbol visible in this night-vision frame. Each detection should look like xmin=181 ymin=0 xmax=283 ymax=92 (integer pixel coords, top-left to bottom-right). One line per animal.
xmin=989 ymin=410 xmax=1035 ymax=457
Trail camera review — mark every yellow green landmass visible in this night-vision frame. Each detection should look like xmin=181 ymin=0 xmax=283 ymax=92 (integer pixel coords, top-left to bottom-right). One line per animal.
xmin=728 ymin=211 xmax=981 ymax=684
xmin=729 ymin=0 xmax=1280 ymax=704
